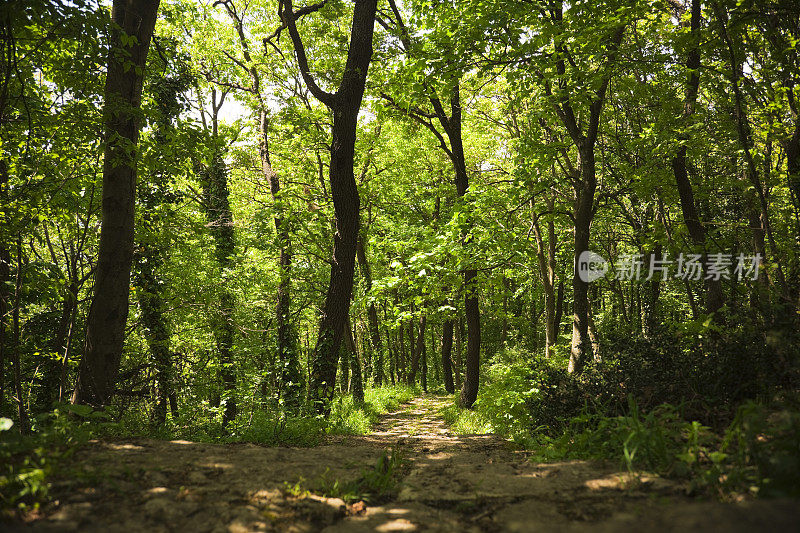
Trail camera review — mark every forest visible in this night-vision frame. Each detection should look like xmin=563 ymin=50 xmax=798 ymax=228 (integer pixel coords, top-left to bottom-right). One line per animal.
xmin=1 ymin=0 xmax=800 ymax=530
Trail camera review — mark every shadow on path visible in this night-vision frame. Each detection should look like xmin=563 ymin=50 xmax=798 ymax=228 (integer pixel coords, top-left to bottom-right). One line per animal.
xmin=12 ymin=395 xmax=800 ymax=532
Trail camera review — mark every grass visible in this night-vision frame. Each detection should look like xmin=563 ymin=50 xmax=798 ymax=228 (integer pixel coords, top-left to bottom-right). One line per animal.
xmin=327 ymin=385 xmax=416 ymax=437
xmin=439 ymin=400 xmax=493 ymax=435
xmin=1 ymin=385 xmax=416 ymax=514
xmin=310 ymin=448 xmax=407 ymax=504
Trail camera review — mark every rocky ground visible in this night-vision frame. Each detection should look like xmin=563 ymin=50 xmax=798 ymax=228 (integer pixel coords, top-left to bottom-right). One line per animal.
xmin=8 ymin=396 xmax=800 ymax=532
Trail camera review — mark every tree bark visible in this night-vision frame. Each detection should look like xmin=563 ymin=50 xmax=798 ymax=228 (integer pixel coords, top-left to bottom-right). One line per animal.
xmin=547 ymin=23 xmax=623 ymax=375
xmin=136 ymin=241 xmax=172 ymax=427
xmin=554 ymin=279 xmax=564 ymax=336
xmin=408 ymin=314 xmax=426 ymax=385
xmin=282 ymin=0 xmax=377 ymax=413
xmin=569 ymin=140 xmax=596 ymax=374
xmin=441 ymin=318 xmax=455 ymax=393
xmin=73 ymin=0 xmax=160 ymax=407
xmin=0 ymin=162 xmax=8 ymax=414
xmin=356 ymin=234 xmax=384 ymax=386
xmin=12 ymin=236 xmax=30 ymax=433
xmin=671 ymin=0 xmax=725 ymax=315
xmin=201 ymin=153 xmax=237 ymax=428
xmin=345 ymin=317 xmax=364 ymax=402
xmin=258 ymin=111 xmax=303 ymax=410
xmin=431 ymin=83 xmax=481 ymax=408
xmin=532 ymin=197 xmax=557 ymax=358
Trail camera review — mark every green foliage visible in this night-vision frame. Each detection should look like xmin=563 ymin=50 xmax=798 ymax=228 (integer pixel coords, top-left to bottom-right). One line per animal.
xmin=0 ymin=406 xmax=110 ymax=514
xmin=327 ymin=386 xmax=416 ymax=436
xmin=314 ymin=449 xmax=407 ymax=504
xmin=523 ymin=327 xmax=800 ymax=435
xmin=525 ymin=395 xmax=800 ymax=500
xmin=439 ymin=403 xmax=493 ymax=435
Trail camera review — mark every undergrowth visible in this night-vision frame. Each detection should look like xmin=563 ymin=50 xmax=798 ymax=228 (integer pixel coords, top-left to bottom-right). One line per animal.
xmin=0 ymin=385 xmax=415 ymax=514
xmin=1 ymin=405 xmax=107 ymax=516
xmin=443 ymin=343 xmax=800 ymax=500
xmin=312 ymin=448 xmax=407 ymax=503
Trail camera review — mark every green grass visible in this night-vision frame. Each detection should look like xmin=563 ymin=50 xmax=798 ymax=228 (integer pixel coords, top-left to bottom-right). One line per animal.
xmin=439 ymin=401 xmax=493 ymax=435
xmin=314 ymin=448 xmax=407 ymax=503
xmin=327 ymin=385 xmax=416 ymax=436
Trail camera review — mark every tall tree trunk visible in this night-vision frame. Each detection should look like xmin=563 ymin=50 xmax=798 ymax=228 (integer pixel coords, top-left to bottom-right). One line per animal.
xmin=671 ymin=0 xmax=725 ymax=315
xmin=12 ymin=237 xmax=29 ymax=433
xmin=382 ymin=5 xmax=480 ymax=405
xmin=532 ymin=197 xmax=557 ymax=358
xmin=554 ymin=280 xmax=564 ymax=336
xmin=283 ymin=0 xmax=377 ymax=414
xmin=715 ymin=2 xmax=788 ymax=298
xmin=72 ymin=0 xmax=160 ymax=407
xmin=386 ymin=323 xmax=395 ymax=385
xmin=441 ymin=318 xmax=455 ymax=393
xmin=345 ymin=318 xmax=364 ymax=402
xmin=431 ymin=83 xmax=481 ymax=408
xmin=454 ymin=317 xmax=463 ymax=389
xmin=421 ymin=328 xmax=428 ymax=393
xmin=338 ymin=339 xmax=350 ymax=393
xmin=223 ymin=3 xmax=303 ymax=408
xmin=0 ymin=162 xmax=8 ymax=413
xmin=546 ymin=8 xmax=623 ymax=375
xmin=135 ymin=242 xmax=172 ymax=427
xmin=408 ymin=314 xmax=426 ymax=385
xmin=356 ymin=234 xmax=384 ymax=386
xmin=259 ymin=111 xmax=303 ymax=410
xmin=641 ymin=243 xmax=662 ymax=338
xmin=398 ymin=315 xmax=406 ymax=384
xmin=786 ymin=109 xmax=800 ymax=231
xmin=201 ymin=154 xmax=237 ymax=428
xmin=569 ymin=141 xmax=596 ymax=374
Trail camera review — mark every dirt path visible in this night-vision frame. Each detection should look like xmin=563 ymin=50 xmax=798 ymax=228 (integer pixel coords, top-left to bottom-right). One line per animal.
xmin=14 ymin=396 xmax=800 ymax=532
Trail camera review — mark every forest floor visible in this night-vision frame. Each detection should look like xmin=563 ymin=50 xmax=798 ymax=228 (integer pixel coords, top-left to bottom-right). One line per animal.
xmin=11 ymin=395 xmax=800 ymax=532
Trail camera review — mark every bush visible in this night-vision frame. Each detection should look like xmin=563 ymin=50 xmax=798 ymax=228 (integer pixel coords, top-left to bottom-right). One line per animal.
xmin=525 ymin=327 xmax=800 ymax=435
xmin=1 ymin=405 xmax=106 ymax=514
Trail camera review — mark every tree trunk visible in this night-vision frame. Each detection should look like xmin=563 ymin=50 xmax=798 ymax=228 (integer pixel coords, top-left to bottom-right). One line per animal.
xmin=569 ymin=141 xmax=597 ymax=374
xmin=532 ymin=197 xmax=557 ymax=358
xmin=454 ymin=317 xmax=463 ymax=389
xmin=0 ymin=163 xmax=8 ymax=414
xmin=671 ymin=0 xmax=725 ymax=315
xmin=72 ymin=0 xmax=160 ymax=407
xmin=386 ymin=323 xmax=395 ymax=385
xmin=345 ymin=318 xmax=364 ymax=402
xmin=259 ymin=111 xmax=303 ymax=410
xmin=201 ymin=154 xmax=237 ymax=428
xmin=135 ymin=241 xmax=172 ymax=427
xmin=554 ymin=279 xmax=564 ymax=336
xmin=356 ymin=234 xmax=384 ymax=386
xmin=408 ymin=314 xmax=426 ymax=385
xmin=432 ymin=83 xmax=481 ymax=408
xmin=12 ymin=236 xmax=30 ymax=433
xmin=441 ymin=319 xmax=455 ymax=393
xmin=421 ymin=328 xmax=428 ymax=393
xmin=283 ymin=0 xmax=377 ymax=414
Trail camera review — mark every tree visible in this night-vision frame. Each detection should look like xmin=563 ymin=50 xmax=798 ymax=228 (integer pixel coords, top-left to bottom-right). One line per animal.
xmin=73 ymin=0 xmax=160 ymax=407
xmin=383 ymin=0 xmax=482 ymax=407
xmin=220 ymin=0 xmax=303 ymax=411
xmin=670 ymin=0 xmax=726 ymax=315
xmin=281 ymin=0 xmax=378 ymax=412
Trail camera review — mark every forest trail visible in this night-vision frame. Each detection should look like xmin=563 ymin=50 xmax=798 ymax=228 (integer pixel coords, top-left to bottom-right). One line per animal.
xmin=17 ymin=396 xmax=800 ymax=532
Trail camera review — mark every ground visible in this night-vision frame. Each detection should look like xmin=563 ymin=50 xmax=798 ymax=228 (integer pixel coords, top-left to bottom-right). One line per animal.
xmin=8 ymin=396 xmax=800 ymax=532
